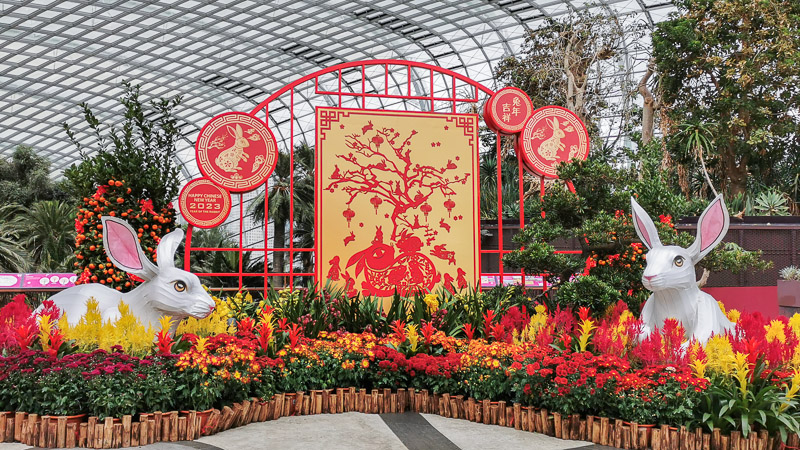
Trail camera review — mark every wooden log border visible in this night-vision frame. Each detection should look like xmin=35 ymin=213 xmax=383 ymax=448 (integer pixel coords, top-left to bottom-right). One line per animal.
xmin=0 ymin=390 xmax=791 ymax=449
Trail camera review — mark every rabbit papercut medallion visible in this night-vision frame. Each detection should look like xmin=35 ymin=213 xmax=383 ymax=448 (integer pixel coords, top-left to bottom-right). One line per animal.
xmin=631 ymin=195 xmax=734 ymax=345
xmin=44 ymin=217 xmax=216 ymax=332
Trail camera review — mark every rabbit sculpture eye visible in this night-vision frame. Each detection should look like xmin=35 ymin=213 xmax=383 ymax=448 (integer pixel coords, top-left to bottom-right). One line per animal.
xmin=44 ymin=217 xmax=216 ymax=333
xmin=631 ymin=195 xmax=734 ymax=345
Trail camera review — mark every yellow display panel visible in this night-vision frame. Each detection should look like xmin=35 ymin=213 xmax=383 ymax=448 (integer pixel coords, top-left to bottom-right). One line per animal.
xmin=316 ymin=108 xmax=479 ymax=297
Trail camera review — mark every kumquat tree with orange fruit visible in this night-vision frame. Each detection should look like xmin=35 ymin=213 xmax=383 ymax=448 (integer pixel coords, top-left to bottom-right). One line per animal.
xmin=62 ymin=81 xmax=183 ymax=292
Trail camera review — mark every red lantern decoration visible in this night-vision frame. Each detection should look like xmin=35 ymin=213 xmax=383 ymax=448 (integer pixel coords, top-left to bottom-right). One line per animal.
xmin=443 ymin=198 xmax=455 ymax=217
xmin=370 ymin=195 xmax=383 ymax=214
xmin=420 ymin=203 xmax=432 ymax=221
xmin=342 ymin=207 xmax=355 ymax=227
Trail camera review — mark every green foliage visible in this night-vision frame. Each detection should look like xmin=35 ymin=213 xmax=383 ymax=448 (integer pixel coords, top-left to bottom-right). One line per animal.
xmin=555 ymin=275 xmax=621 ymax=314
xmin=653 ymin=0 xmax=800 ymax=197
xmin=694 ymin=360 xmax=800 ymax=440
xmin=0 ymin=145 xmax=71 ymax=206
xmin=63 ymin=81 xmax=182 ymax=212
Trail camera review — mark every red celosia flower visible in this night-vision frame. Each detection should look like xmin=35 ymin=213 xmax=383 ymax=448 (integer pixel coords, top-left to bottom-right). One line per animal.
xmin=391 ymin=320 xmax=406 ymax=343
xmin=256 ymin=322 xmax=273 ymax=353
xmin=47 ymin=328 xmax=64 ymax=357
xmin=155 ymin=329 xmax=174 ymax=355
xmin=463 ymin=323 xmax=475 ymax=341
xmin=238 ymin=317 xmax=255 ymax=335
xmin=482 ymin=309 xmax=496 ymax=339
xmin=14 ymin=323 xmax=37 ymax=349
xmin=578 ymin=307 xmax=591 ymax=322
xmin=288 ymin=323 xmax=303 ymax=349
xmin=421 ymin=323 xmax=436 ymax=345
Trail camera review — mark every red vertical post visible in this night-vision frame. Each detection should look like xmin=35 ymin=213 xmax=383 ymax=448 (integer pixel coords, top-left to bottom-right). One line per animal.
xmin=289 ymin=89 xmax=295 ymax=289
xmin=238 ymin=193 xmax=244 ymax=289
xmin=184 ymin=226 xmax=193 ymax=272
xmin=263 ymin=106 xmax=270 ymax=294
xmin=496 ymin=131 xmax=504 ymax=286
xmin=517 ymin=142 xmax=526 ymax=290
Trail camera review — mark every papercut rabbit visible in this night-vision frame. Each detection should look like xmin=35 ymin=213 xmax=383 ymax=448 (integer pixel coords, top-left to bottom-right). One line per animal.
xmin=215 ymin=124 xmax=250 ymax=172
xmin=46 ymin=217 xmax=215 ymax=331
xmin=631 ymin=195 xmax=734 ymax=344
xmin=537 ymin=118 xmax=566 ymax=161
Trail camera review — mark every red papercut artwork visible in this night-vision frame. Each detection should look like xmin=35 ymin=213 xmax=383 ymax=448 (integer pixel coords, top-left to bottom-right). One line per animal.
xmin=322 ymin=119 xmax=472 ymax=296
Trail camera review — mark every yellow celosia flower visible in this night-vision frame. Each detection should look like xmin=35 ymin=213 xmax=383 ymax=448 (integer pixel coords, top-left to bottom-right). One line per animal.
xmin=789 ymin=314 xmax=800 ymax=339
xmin=577 ymin=319 xmax=596 ymax=352
xmin=196 ymin=336 xmax=208 ymax=353
xmin=176 ymin=294 xmax=233 ymax=337
xmin=781 ymin=371 xmax=800 ymax=412
xmin=159 ymin=315 xmax=173 ymax=333
xmin=732 ymin=352 xmax=750 ymax=398
xmin=38 ymin=314 xmax=52 ymax=351
xmin=520 ymin=308 xmax=548 ymax=343
xmin=689 ymin=359 xmax=707 ymax=379
xmin=765 ymin=319 xmax=787 ymax=344
xmin=727 ymin=309 xmax=741 ymax=323
xmin=705 ymin=334 xmax=735 ymax=374
xmin=406 ymin=324 xmax=419 ymax=352
xmin=717 ymin=301 xmax=727 ymax=315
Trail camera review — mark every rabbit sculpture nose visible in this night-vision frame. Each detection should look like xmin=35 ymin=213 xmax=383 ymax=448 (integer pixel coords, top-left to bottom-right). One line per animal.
xmin=643 ymin=275 xmax=656 ymax=281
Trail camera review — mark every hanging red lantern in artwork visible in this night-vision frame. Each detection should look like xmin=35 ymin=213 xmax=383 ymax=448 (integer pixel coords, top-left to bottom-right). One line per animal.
xmin=342 ymin=207 xmax=355 ymax=227
xmin=443 ymin=198 xmax=455 ymax=217
xmin=420 ymin=203 xmax=432 ymax=221
xmin=370 ymin=195 xmax=383 ymax=214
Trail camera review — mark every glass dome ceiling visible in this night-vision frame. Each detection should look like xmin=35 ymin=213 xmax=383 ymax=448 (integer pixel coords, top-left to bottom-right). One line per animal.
xmin=0 ymin=0 xmax=676 ymax=183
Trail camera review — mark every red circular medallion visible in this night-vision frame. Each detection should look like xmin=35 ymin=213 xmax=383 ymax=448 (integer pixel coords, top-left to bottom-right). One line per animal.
xmin=516 ymin=106 xmax=590 ymax=178
xmin=196 ymin=112 xmax=278 ymax=192
xmin=178 ymin=178 xmax=232 ymax=228
xmin=483 ymin=87 xmax=534 ymax=135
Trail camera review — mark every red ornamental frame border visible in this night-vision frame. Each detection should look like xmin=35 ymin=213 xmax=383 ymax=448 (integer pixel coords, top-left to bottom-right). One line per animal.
xmin=184 ymin=59 xmax=581 ymax=291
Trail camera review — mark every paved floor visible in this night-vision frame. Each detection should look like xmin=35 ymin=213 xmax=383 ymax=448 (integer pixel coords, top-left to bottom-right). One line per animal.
xmin=4 ymin=412 xmax=615 ymax=449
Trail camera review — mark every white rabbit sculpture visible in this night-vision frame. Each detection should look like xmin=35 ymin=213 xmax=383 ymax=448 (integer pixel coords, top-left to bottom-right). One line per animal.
xmin=631 ymin=195 xmax=734 ymax=344
xmin=215 ymin=124 xmax=250 ymax=173
xmin=45 ymin=216 xmax=215 ymax=331
xmin=537 ymin=118 xmax=566 ymax=161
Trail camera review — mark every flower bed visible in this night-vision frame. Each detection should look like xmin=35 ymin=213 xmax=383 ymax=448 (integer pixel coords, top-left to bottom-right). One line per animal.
xmin=1 ymin=290 xmax=800 ymax=449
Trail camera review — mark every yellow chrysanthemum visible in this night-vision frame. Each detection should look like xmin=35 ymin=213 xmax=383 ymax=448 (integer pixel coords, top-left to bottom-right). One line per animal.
xmin=726 ymin=309 xmax=741 ymax=323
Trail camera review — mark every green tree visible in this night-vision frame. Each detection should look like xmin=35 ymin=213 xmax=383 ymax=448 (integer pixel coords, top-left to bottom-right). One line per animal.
xmin=0 ymin=204 xmax=29 ymax=272
xmin=653 ymin=0 xmax=800 ymax=197
xmin=17 ymin=200 xmax=76 ymax=272
xmin=0 ymin=145 xmax=70 ymax=206
xmin=248 ymin=143 xmax=315 ymax=287
xmin=63 ymin=81 xmax=183 ymax=212
xmin=494 ymin=9 xmax=631 ymax=131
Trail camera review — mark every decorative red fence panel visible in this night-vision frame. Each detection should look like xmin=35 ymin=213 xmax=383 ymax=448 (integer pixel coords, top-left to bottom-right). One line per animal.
xmin=185 ymin=59 xmax=534 ymax=291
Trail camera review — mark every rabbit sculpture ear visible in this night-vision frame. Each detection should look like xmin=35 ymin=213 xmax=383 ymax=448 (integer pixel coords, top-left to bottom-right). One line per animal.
xmin=101 ymin=216 xmax=159 ymax=281
xmin=156 ymin=227 xmax=184 ymax=270
xmin=688 ymin=195 xmax=729 ymax=263
xmin=630 ymin=196 xmax=662 ymax=250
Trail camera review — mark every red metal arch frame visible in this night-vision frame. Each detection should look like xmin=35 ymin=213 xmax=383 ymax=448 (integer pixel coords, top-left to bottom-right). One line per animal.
xmin=185 ymin=59 xmax=544 ymax=291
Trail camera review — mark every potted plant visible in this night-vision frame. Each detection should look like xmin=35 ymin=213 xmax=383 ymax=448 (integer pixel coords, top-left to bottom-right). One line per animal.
xmin=778 ymin=266 xmax=800 ymax=316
